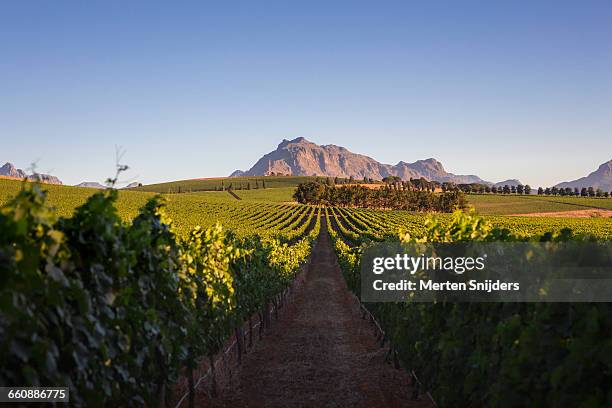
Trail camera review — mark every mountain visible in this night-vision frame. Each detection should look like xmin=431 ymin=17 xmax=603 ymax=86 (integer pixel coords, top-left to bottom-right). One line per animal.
xmin=75 ymin=182 xmax=106 ymax=189
xmin=231 ymin=137 xmax=489 ymax=184
xmin=0 ymin=162 xmax=28 ymax=179
xmin=494 ymin=179 xmax=523 ymax=188
xmin=555 ymin=160 xmax=612 ymax=191
xmin=29 ymin=174 xmax=62 ymax=185
xmin=229 ymin=170 xmax=246 ymax=177
xmin=0 ymin=162 xmax=63 ymax=185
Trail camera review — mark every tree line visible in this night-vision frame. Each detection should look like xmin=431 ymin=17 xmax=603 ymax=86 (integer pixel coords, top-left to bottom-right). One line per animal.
xmin=537 ymin=186 xmax=610 ymax=197
xmin=293 ymin=181 xmax=466 ymax=212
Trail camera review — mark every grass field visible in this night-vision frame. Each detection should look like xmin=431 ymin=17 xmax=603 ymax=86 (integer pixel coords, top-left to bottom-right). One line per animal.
xmin=232 ymin=187 xmax=296 ymax=202
xmin=468 ymin=194 xmax=612 ymax=215
xmin=135 ymin=175 xmax=327 ymax=193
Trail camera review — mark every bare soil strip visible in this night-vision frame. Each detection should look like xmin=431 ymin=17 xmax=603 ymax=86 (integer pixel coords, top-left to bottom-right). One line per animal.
xmin=510 ymin=209 xmax=612 ymax=218
xmin=198 ymin=220 xmax=429 ymax=408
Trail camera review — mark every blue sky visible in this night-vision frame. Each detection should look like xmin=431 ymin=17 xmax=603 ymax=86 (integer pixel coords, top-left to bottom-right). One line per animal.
xmin=1 ymin=1 xmax=611 ymax=187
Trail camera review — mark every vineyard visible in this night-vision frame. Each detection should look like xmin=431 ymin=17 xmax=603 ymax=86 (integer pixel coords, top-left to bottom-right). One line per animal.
xmin=1 ymin=179 xmax=611 ymax=407
xmin=324 ymin=206 xmax=612 ymax=242
xmin=0 ymin=182 xmax=320 ymax=406
xmin=2 ymin=179 xmax=610 ymax=239
xmin=325 ymin=207 xmax=612 ymax=406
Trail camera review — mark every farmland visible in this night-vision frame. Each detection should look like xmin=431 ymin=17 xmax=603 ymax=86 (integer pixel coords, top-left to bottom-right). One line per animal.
xmin=1 ymin=179 xmax=611 ymax=239
xmin=0 ymin=178 xmax=154 ymax=219
xmin=231 ymin=186 xmax=296 ymax=202
xmin=0 ymin=179 xmax=307 ymax=238
xmin=1 ymin=178 xmax=611 ymax=407
xmin=134 ymin=175 xmax=329 ymax=193
xmin=325 ymin=204 xmax=612 ymax=407
xmin=325 ymin=206 xmax=612 ymax=241
xmin=0 ymin=179 xmax=321 ymax=406
xmin=467 ymin=193 xmax=612 ymax=214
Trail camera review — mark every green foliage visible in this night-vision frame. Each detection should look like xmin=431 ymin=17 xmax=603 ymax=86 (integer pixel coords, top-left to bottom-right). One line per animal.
xmin=294 ymin=181 xmax=467 ymax=212
xmin=0 ymin=182 xmax=317 ymax=406
xmin=326 ymin=206 xmax=612 ymax=243
xmin=293 ymin=181 xmax=326 ymax=204
xmin=329 ymin=209 xmax=612 ymax=407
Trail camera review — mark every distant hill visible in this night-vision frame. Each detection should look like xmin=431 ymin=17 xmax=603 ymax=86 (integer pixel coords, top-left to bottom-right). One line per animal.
xmin=0 ymin=162 xmax=63 ymax=185
xmin=555 ymin=159 xmax=612 ymax=191
xmin=229 ymin=170 xmax=246 ymax=177
xmin=136 ymin=175 xmax=322 ymax=194
xmin=494 ymin=179 xmax=523 ymax=187
xmin=231 ymin=137 xmax=490 ymax=184
xmin=75 ymin=182 xmax=106 ymax=189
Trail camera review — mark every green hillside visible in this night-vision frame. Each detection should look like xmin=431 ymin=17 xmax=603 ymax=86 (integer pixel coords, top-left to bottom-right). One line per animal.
xmin=467 ymin=194 xmax=612 ymax=215
xmin=134 ymin=175 xmax=334 ymax=193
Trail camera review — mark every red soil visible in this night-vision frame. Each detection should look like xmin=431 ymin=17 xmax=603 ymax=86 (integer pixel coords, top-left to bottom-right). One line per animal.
xmin=195 ymin=223 xmax=431 ymax=408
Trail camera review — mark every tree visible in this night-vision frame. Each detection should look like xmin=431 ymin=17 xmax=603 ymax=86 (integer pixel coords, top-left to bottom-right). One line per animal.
xmin=580 ymin=187 xmax=587 ymax=197
xmin=574 ymin=187 xmax=579 ymax=196
xmin=517 ymin=184 xmax=524 ymax=195
xmin=538 ymin=187 xmax=544 ymax=195
xmin=503 ymin=185 xmax=511 ymax=194
xmin=293 ymin=182 xmax=325 ymax=204
xmin=587 ymin=187 xmax=595 ymax=197
xmin=524 ymin=185 xmax=531 ymax=195
xmin=382 ymin=176 xmax=401 ymax=184
xmin=545 ymin=187 xmax=551 ymax=195
xmin=596 ymin=188 xmax=603 ymax=197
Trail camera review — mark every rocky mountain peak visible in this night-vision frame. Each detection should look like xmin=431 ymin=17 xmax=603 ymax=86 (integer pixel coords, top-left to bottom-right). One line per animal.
xmin=278 ymin=137 xmax=312 ymax=149
xmin=0 ymin=162 xmax=27 ymax=178
xmin=0 ymin=162 xmax=63 ymax=184
xmin=555 ymin=159 xmax=612 ymax=191
xmin=230 ymin=138 xmax=491 ymax=184
xmin=597 ymin=160 xmax=612 ymax=175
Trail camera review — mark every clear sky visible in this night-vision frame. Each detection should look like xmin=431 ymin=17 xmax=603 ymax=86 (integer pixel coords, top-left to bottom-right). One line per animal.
xmin=1 ymin=1 xmax=611 ymax=187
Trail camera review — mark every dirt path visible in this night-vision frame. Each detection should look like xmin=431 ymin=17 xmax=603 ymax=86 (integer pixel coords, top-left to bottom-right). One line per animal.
xmin=199 ymin=219 xmax=430 ymax=408
xmin=510 ymin=209 xmax=612 ymax=218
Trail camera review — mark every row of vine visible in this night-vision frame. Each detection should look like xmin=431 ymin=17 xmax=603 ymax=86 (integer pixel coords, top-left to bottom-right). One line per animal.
xmin=0 ymin=183 xmax=319 ymax=407
xmin=326 ymin=208 xmax=611 ymax=407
